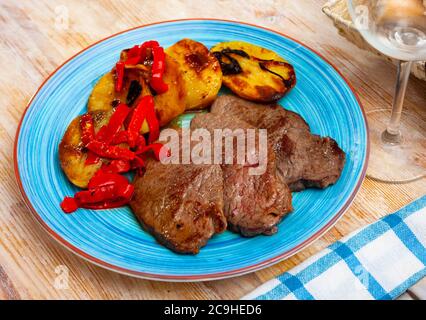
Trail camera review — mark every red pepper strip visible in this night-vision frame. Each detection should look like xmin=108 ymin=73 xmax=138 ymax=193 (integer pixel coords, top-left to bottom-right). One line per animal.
xmin=88 ymin=171 xmax=130 ymax=189
xmin=124 ymin=45 xmax=144 ymax=65
xmin=98 ymin=103 xmax=130 ymax=144
xmin=80 ymin=114 xmax=95 ymax=145
xmin=61 ymin=197 xmax=78 ymax=214
xmin=85 ymin=152 xmax=101 ymax=166
xmin=124 ymin=41 xmax=160 ymax=65
xmin=136 ymin=134 xmax=146 ymax=149
xmin=115 ymin=61 xmax=125 ymax=92
xmin=136 ymin=143 xmax=170 ymax=161
xmin=95 ymin=125 xmax=108 ymax=143
xmin=86 ymin=140 xmax=135 ymax=160
xmin=127 ymin=95 xmax=154 ymax=148
xmin=150 ymin=46 xmax=168 ymax=94
xmin=111 ymin=130 xmax=129 ymax=145
xmin=75 ymin=184 xmax=118 ymax=204
xmin=101 ymin=159 xmax=131 ymax=174
xmin=145 ymin=99 xmax=160 ymax=144
xmin=138 ymin=40 xmax=160 ymax=62
xmin=80 ymin=184 xmax=134 ymax=210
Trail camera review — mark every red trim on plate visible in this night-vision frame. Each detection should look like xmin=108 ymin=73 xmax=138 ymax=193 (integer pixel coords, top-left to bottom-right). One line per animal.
xmin=13 ymin=18 xmax=370 ymax=281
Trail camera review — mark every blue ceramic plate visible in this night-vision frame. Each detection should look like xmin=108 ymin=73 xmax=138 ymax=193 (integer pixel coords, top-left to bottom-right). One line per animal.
xmin=14 ymin=19 xmax=368 ymax=281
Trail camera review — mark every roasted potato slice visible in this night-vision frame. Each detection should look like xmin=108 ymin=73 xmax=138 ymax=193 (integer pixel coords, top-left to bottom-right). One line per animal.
xmin=59 ymin=111 xmax=112 ymax=188
xmin=210 ymin=41 xmax=296 ymax=103
xmin=166 ymin=39 xmax=222 ymax=110
xmin=87 ymin=54 xmax=185 ymax=128
xmin=154 ymin=54 xmax=187 ymax=126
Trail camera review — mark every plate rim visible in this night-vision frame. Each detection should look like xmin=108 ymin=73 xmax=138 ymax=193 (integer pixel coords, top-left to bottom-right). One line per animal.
xmin=13 ymin=18 xmax=370 ymax=282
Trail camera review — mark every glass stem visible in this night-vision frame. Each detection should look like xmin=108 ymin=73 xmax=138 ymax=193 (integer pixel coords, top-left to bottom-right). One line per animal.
xmin=382 ymin=60 xmax=412 ymax=144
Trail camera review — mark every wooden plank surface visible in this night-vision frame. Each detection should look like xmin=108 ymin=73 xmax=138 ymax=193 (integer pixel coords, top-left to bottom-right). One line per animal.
xmin=0 ymin=0 xmax=425 ymax=299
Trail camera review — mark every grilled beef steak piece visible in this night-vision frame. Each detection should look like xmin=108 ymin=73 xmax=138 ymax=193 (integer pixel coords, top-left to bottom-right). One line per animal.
xmin=191 ymin=113 xmax=292 ymax=237
xmin=130 ymin=132 xmax=226 ymax=254
xmin=210 ymin=95 xmax=346 ymax=191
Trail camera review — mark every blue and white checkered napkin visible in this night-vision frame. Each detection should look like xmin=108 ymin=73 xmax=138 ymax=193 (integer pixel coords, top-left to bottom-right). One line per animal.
xmin=243 ymin=195 xmax=426 ymax=300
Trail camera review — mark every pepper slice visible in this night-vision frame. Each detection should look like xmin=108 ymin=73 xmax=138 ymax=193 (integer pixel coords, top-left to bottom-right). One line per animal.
xmin=127 ymin=95 xmax=155 ymax=148
xmin=150 ymin=46 xmax=168 ymax=94
xmin=136 ymin=143 xmax=167 ymax=161
xmin=124 ymin=40 xmax=160 ymax=65
xmin=61 ymin=173 xmax=134 ymax=213
xmin=86 ymin=140 xmax=135 ymax=160
xmin=88 ymin=171 xmax=130 ymax=189
xmin=81 ymin=184 xmax=134 ymax=210
xmin=96 ymin=103 xmax=130 ymax=144
xmin=111 ymin=130 xmax=129 ymax=145
xmin=101 ymin=159 xmax=131 ymax=174
xmin=146 ymin=101 xmax=159 ymax=144
xmin=115 ymin=61 xmax=125 ymax=92
xmin=60 ymin=197 xmax=78 ymax=214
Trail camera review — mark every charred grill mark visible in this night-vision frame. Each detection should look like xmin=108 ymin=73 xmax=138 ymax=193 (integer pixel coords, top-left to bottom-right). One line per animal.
xmin=184 ymin=52 xmax=209 ymax=73
xmin=212 ymin=49 xmax=249 ymax=75
xmin=258 ymin=60 xmax=295 ymax=89
xmin=111 ymin=99 xmax=120 ymax=108
xmin=221 ymin=49 xmax=249 ymax=58
xmin=213 ymin=49 xmax=295 ymax=90
xmin=126 ymin=80 xmax=142 ymax=105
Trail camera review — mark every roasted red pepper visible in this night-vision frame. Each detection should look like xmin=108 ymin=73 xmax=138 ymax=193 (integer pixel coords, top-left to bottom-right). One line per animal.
xmin=111 ymin=130 xmax=129 ymax=145
xmin=115 ymin=61 xmax=125 ymax=92
xmin=136 ymin=143 xmax=167 ymax=161
xmin=127 ymin=95 xmax=154 ymax=148
xmin=85 ymin=152 xmax=101 ymax=166
xmin=146 ymin=102 xmax=159 ymax=144
xmin=101 ymin=159 xmax=131 ymax=174
xmin=150 ymin=46 xmax=168 ymax=94
xmin=86 ymin=140 xmax=135 ymax=160
xmin=124 ymin=41 xmax=159 ymax=65
xmin=88 ymin=171 xmax=129 ymax=189
xmin=61 ymin=172 xmax=134 ymax=213
xmin=61 ymin=197 xmax=78 ymax=213
xmin=97 ymin=103 xmax=130 ymax=144
xmin=124 ymin=45 xmax=144 ymax=65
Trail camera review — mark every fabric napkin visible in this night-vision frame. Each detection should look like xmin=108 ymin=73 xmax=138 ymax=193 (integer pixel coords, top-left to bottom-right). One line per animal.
xmin=242 ymin=195 xmax=426 ymax=300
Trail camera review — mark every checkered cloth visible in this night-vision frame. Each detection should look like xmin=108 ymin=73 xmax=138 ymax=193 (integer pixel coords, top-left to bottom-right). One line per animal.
xmin=242 ymin=195 xmax=426 ymax=300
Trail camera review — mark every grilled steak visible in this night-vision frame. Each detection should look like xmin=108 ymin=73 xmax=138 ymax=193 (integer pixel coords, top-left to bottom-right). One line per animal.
xmin=210 ymin=95 xmax=346 ymax=191
xmin=191 ymin=113 xmax=292 ymax=237
xmin=130 ymin=131 xmax=227 ymax=254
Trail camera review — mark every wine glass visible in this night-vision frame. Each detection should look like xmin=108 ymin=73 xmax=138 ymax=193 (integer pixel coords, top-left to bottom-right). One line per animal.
xmin=347 ymin=0 xmax=426 ymax=183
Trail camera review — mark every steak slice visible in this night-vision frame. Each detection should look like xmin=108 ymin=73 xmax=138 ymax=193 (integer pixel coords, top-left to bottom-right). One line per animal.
xmin=210 ymin=95 xmax=346 ymax=191
xmin=191 ymin=113 xmax=292 ymax=237
xmin=130 ymin=131 xmax=226 ymax=254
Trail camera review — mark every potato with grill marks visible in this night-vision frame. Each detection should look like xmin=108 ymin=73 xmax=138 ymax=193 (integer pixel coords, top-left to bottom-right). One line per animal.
xmin=210 ymin=41 xmax=296 ymax=103
xmin=59 ymin=110 xmax=113 ymax=188
xmin=166 ymin=39 xmax=222 ymax=110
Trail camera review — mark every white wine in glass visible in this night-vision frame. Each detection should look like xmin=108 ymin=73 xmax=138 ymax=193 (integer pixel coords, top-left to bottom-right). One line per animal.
xmin=347 ymin=0 xmax=426 ymax=183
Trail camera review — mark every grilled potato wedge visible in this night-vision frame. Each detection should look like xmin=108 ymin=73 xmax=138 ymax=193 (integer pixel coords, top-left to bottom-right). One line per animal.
xmin=166 ymin=39 xmax=222 ymax=110
xmin=87 ymin=54 xmax=186 ymax=128
xmin=59 ymin=111 xmax=112 ymax=188
xmin=210 ymin=41 xmax=296 ymax=103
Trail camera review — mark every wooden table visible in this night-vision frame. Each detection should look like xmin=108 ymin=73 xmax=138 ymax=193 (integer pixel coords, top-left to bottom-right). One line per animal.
xmin=0 ymin=0 xmax=425 ymax=300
